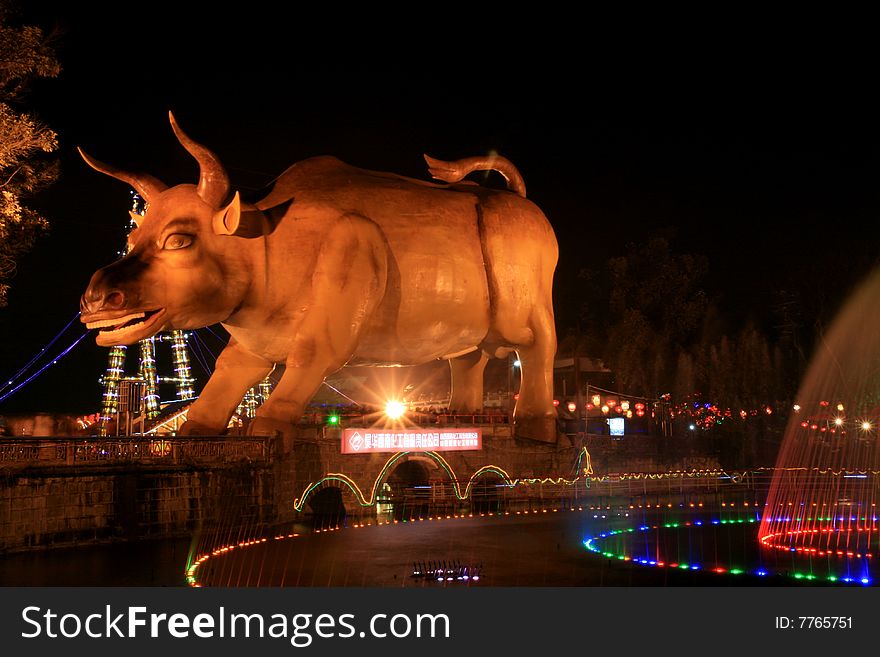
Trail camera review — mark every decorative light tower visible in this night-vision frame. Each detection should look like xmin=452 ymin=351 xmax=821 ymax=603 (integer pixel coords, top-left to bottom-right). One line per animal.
xmin=235 ymin=375 xmax=275 ymax=420
xmin=97 ymin=193 xmax=196 ymax=435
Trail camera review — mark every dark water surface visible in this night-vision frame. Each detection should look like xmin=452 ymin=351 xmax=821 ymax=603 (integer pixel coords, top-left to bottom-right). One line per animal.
xmin=0 ymin=506 xmax=861 ymax=587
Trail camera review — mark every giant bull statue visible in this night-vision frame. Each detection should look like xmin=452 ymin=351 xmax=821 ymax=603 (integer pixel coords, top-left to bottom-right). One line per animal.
xmin=79 ymin=113 xmax=559 ymax=441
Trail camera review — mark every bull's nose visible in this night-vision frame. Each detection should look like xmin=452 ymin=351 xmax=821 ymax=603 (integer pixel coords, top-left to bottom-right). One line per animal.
xmin=81 ymin=287 xmax=126 ymax=315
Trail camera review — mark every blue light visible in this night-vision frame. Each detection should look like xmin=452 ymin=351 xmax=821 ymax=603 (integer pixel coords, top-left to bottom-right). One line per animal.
xmin=756 ymin=570 xmax=767 ymax=576
xmin=861 ymin=578 xmax=871 ymax=585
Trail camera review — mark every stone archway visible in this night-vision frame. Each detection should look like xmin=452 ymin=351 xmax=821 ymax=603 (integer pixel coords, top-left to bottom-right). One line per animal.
xmin=307 ymin=485 xmax=346 ymax=530
xmin=470 ymin=473 xmax=505 ymax=514
xmin=384 ymin=459 xmax=433 ymax=521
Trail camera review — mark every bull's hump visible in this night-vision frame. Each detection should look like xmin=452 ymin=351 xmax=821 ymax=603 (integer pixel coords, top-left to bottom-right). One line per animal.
xmin=258 ymin=156 xmax=453 ymax=209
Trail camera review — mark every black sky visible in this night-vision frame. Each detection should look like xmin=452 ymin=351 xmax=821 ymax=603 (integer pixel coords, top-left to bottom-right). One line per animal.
xmin=1 ymin=4 xmax=878 ymax=414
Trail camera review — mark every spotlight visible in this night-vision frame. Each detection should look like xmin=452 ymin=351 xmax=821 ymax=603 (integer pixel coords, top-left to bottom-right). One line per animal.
xmin=385 ymin=400 xmax=406 ymax=420
xmin=862 ymin=421 xmax=872 ymax=432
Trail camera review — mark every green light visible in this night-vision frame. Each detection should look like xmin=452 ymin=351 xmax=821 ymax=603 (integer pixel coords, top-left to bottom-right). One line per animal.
xmin=794 ymin=573 xmax=804 ymax=579
xmin=679 ymin=563 xmax=689 ymax=569
xmin=729 ymin=568 xmax=743 ymax=574
xmin=327 ymin=415 xmax=340 ymax=425
xmin=828 ymin=576 xmax=838 ymax=582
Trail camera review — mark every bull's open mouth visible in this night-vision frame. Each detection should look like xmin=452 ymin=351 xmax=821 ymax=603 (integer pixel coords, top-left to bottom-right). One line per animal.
xmin=84 ymin=308 xmax=166 ymax=343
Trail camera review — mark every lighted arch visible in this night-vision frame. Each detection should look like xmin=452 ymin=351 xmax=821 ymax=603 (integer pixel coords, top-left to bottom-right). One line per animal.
xmin=294 ymin=451 xmax=514 ymax=512
xmin=293 ymin=447 xmax=595 ymax=512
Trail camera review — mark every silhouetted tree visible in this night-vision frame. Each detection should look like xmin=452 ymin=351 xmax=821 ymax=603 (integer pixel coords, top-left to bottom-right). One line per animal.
xmin=0 ymin=0 xmax=59 ymax=305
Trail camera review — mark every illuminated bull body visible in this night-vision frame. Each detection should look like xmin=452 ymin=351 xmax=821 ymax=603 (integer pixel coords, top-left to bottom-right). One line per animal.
xmin=79 ymin=114 xmax=559 ymax=441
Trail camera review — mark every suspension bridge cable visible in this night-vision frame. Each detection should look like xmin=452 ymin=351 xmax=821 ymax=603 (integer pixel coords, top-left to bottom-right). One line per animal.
xmin=0 ymin=330 xmax=92 ymax=404
xmin=0 ymin=311 xmax=82 ymax=395
xmin=321 ymin=380 xmax=360 ymax=405
xmin=188 ymin=331 xmax=214 ymax=376
xmin=192 ymin=329 xmax=219 ymax=361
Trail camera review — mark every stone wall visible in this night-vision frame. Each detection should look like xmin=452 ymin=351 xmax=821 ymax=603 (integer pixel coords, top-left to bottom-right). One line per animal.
xmin=0 ymin=429 xmax=725 ymax=554
xmin=0 ymin=436 xmax=282 ymax=553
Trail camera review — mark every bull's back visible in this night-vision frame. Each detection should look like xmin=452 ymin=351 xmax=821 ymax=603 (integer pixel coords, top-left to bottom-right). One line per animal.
xmin=265 ymin=157 xmax=554 ymax=363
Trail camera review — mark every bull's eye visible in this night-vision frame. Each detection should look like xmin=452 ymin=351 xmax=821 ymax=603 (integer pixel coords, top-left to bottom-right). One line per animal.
xmin=162 ymin=233 xmax=194 ymax=250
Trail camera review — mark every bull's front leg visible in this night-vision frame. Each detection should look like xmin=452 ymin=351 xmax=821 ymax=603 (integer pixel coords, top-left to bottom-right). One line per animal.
xmin=247 ymin=213 xmax=388 ymax=437
xmin=179 ymin=338 xmax=274 ymax=435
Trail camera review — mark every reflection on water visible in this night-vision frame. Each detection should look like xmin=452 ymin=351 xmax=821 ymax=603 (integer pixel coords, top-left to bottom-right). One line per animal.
xmin=0 ymin=538 xmax=194 ymax=586
xmin=3 ymin=488 xmax=869 ymax=587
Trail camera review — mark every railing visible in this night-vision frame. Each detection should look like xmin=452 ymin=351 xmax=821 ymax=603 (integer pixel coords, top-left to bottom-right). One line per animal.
xmin=0 ymin=436 xmax=273 ymax=469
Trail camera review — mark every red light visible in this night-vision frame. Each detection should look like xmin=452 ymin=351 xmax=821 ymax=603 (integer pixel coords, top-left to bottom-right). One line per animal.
xmin=553 ymin=399 xmax=560 ymax=407
xmin=635 ymin=402 xmax=645 ymax=411
xmin=513 ymin=393 xmax=520 ymax=400
xmin=636 ymin=410 xmax=645 ymax=417
xmin=566 ymin=402 xmax=577 ymax=413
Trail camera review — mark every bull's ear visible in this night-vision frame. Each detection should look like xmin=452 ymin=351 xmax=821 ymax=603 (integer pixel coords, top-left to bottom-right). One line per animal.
xmin=213 ymin=191 xmax=241 ymax=236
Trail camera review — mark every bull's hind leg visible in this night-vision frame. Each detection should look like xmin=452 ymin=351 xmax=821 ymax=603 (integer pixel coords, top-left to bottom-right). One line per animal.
xmin=448 ymin=349 xmax=489 ymax=413
xmin=475 ymin=192 xmax=559 ymax=442
xmin=512 ymin=302 xmax=558 ymax=441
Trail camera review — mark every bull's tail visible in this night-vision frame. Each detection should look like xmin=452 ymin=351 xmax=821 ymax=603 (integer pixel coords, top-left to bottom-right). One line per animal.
xmin=423 ymin=154 xmax=527 ymax=198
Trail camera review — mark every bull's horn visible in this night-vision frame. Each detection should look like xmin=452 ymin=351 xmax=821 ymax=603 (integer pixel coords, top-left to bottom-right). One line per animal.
xmin=77 ymin=148 xmax=167 ymax=203
xmin=168 ymin=111 xmax=230 ymax=208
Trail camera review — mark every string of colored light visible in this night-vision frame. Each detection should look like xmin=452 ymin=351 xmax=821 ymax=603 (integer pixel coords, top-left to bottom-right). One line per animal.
xmin=583 ymin=516 xmax=873 ymax=585
xmin=593 ymin=468 xmax=730 ymax=482
xmin=292 ymin=447 xmax=596 ymax=511
xmin=293 ymin=452 xmax=517 ymax=511
xmin=759 ymin=527 xmax=875 ymax=559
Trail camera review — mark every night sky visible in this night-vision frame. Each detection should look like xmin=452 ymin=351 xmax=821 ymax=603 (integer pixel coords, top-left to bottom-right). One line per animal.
xmin=1 ymin=4 xmax=878 ymax=415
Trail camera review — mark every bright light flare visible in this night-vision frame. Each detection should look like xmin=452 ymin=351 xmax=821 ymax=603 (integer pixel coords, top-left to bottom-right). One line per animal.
xmin=384 ymin=400 xmax=406 ymax=420
xmin=861 ymin=421 xmax=872 ymax=432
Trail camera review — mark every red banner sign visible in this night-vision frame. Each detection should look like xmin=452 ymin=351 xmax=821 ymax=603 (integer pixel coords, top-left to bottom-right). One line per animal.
xmin=341 ymin=428 xmax=483 ymax=454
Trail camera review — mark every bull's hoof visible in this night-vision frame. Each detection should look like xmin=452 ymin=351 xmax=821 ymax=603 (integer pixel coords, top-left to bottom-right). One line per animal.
xmin=178 ymin=419 xmax=225 ymax=436
xmin=246 ymin=417 xmax=295 ymax=438
xmin=513 ymin=416 xmax=558 ymax=443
